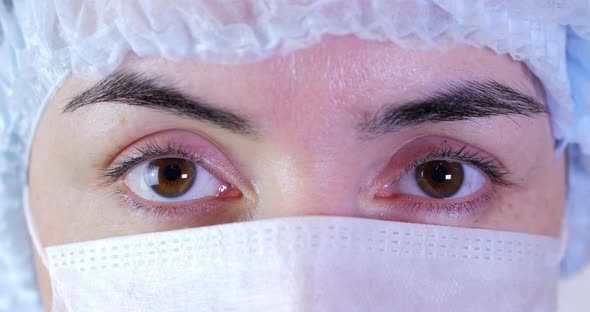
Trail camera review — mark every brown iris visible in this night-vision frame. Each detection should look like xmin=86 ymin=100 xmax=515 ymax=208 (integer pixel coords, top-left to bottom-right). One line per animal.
xmin=415 ymin=161 xmax=464 ymax=198
xmin=148 ymin=158 xmax=196 ymax=198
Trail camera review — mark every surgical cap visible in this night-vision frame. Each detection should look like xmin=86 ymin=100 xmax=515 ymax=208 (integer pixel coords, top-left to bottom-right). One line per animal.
xmin=1 ymin=0 xmax=590 ymax=310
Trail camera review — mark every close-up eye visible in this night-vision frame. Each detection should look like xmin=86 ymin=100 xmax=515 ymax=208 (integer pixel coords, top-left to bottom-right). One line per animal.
xmin=124 ymin=157 xmax=230 ymax=203
xmin=100 ymin=130 xmax=248 ymax=216
xmin=372 ymin=137 xmax=512 ymax=220
xmin=399 ymin=160 xmax=486 ymax=199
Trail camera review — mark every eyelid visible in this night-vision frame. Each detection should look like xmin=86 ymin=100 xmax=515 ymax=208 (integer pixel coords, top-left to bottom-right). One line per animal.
xmin=396 ymin=146 xmax=512 ymax=189
xmin=102 ymin=142 xmax=211 ymax=184
xmin=369 ymin=136 xmax=513 ymax=197
xmin=360 ymin=136 xmax=514 ymax=224
xmin=99 ymin=129 xmax=249 ymax=191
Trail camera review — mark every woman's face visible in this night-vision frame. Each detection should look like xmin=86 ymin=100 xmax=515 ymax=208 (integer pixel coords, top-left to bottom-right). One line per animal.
xmin=29 ymin=35 xmax=566 ymax=307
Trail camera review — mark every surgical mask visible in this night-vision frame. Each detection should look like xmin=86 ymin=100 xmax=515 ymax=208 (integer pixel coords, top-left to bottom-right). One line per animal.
xmin=42 ymin=216 xmax=560 ymax=312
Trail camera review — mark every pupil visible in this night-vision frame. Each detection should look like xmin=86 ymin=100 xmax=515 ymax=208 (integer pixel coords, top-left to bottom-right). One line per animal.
xmin=430 ymin=164 xmax=449 ymax=183
xmin=163 ymin=164 xmax=182 ymax=182
xmin=415 ymin=160 xmax=464 ymax=199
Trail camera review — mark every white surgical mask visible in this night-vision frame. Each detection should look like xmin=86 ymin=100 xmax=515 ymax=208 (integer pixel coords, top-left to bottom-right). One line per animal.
xmin=42 ymin=216 xmax=560 ymax=312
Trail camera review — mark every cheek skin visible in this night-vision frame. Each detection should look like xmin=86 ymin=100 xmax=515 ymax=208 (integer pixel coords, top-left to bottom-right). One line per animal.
xmin=485 ymin=152 xmax=567 ymax=237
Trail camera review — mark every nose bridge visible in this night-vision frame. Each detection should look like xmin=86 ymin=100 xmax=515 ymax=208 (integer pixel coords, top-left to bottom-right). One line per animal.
xmin=247 ymin=57 xmax=364 ymax=219
xmin=254 ymin=151 xmax=360 ymax=220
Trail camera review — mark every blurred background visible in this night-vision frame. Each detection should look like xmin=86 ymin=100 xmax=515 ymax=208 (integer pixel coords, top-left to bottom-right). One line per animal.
xmin=559 ymin=264 xmax=590 ymax=311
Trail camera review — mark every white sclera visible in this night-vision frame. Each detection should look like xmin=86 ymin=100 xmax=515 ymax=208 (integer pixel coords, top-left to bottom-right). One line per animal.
xmin=124 ymin=159 xmax=223 ymax=203
xmin=398 ymin=162 xmax=487 ymax=199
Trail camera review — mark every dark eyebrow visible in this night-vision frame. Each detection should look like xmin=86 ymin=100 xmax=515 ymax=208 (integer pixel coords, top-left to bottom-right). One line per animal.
xmin=63 ymin=70 xmax=254 ymax=135
xmin=358 ymin=80 xmax=548 ymax=137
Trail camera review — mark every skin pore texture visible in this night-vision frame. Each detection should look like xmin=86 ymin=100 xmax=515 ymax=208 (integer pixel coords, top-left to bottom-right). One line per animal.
xmin=28 ymin=35 xmax=566 ymax=309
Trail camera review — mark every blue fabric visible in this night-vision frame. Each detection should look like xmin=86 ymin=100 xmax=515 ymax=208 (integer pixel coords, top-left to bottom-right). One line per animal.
xmin=560 ymin=28 xmax=590 ymax=276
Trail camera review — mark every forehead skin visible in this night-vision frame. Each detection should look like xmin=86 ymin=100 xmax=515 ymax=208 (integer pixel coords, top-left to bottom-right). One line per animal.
xmin=128 ymin=35 xmax=545 ymax=135
xmin=29 ymin=35 xmax=565 ymax=309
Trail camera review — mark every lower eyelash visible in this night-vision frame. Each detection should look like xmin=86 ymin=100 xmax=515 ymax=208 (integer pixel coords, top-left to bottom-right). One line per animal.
xmin=111 ymin=187 xmax=221 ymax=218
xmin=399 ymin=190 xmax=495 ymax=219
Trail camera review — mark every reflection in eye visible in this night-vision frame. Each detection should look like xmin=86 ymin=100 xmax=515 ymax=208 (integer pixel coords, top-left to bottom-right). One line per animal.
xmin=146 ymin=158 xmax=196 ymax=198
xmin=401 ymin=160 xmax=486 ymax=199
xmin=125 ymin=157 xmax=228 ymax=203
xmin=415 ymin=161 xmax=464 ymax=198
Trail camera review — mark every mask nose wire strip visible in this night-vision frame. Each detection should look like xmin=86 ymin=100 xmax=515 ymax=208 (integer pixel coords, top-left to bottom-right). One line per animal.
xmin=559 ymin=212 xmax=569 ymax=262
xmin=560 ymin=207 xmax=569 ymax=261
xmin=23 ymin=185 xmax=60 ymax=311
xmin=23 ymin=185 xmax=49 ymax=270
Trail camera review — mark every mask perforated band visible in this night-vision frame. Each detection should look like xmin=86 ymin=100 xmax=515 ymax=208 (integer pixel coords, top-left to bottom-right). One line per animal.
xmin=44 ymin=216 xmax=561 ymax=312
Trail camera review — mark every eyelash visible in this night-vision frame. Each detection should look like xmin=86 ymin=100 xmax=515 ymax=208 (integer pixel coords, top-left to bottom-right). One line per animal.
xmin=102 ymin=141 xmax=510 ymax=219
xmin=379 ymin=145 xmax=511 ymax=217
xmin=102 ymin=142 xmax=209 ymax=184
xmin=104 ymin=144 xmax=511 ymax=189
xmin=401 ymin=145 xmax=511 ymax=187
xmin=102 ymin=142 xmax=229 ymax=217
